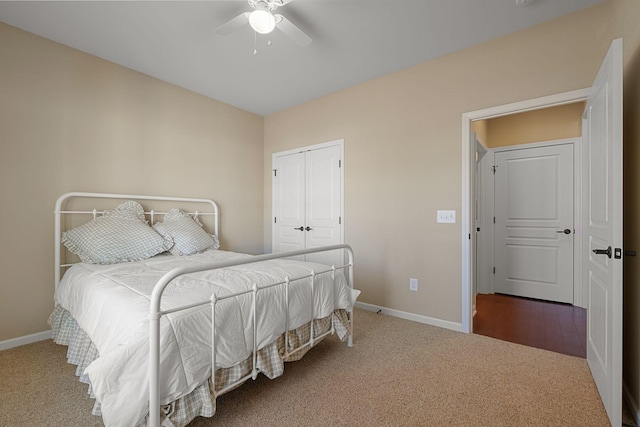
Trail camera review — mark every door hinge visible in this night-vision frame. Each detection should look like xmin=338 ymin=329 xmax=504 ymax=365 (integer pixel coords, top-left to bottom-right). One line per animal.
xmin=493 ymin=216 xmax=496 ymax=224
xmin=493 ymin=267 xmax=496 ymax=274
xmin=274 ymin=217 xmax=277 ymax=223
xmin=273 ymin=169 xmax=277 ymax=177
xmin=339 ymin=160 xmax=342 ymax=168
xmin=339 ymin=217 xmax=342 ymax=225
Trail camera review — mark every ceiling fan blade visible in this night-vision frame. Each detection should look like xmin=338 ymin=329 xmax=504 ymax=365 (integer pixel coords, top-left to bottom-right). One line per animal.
xmin=215 ymin=12 xmax=250 ymax=36
xmin=274 ymin=14 xmax=312 ymax=47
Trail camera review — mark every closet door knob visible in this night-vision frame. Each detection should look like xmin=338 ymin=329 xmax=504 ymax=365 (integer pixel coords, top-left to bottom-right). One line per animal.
xmin=294 ymin=227 xmax=304 ymax=231
xmin=305 ymin=226 xmax=312 ymax=231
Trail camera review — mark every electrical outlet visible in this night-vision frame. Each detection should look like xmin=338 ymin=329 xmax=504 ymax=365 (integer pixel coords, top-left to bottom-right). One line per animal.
xmin=409 ymin=278 xmax=418 ymax=292
xmin=437 ymin=210 xmax=456 ymax=223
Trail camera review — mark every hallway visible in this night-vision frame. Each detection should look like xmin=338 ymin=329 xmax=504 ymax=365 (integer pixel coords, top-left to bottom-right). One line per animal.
xmin=473 ymin=293 xmax=586 ymax=358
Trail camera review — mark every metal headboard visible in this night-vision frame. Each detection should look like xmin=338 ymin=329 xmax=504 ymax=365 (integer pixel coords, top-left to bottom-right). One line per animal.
xmin=54 ymin=192 xmax=220 ymax=287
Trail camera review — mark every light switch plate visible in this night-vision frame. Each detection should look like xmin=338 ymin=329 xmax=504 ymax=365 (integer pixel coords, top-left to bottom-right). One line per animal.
xmin=437 ymin=210 xmax=456 ymax=223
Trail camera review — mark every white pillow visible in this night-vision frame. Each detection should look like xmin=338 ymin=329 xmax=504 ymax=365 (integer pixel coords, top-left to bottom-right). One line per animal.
xmin=153 ymin=208 xmax=219 ymax=256
xmin=62 ymin=201 xmax=172 ymax=264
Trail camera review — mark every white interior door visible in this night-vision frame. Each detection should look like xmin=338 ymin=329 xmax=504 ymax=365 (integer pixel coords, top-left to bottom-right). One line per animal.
xmin=304 ymin=145 xmax=342 ymax=266
xmin=584 ymin=38 xmax=623 ymax=427
xmin=474 ymin=136 xmax=488 ymax=306
xmin=494 ymin=143 xmax=574 ymax=303
xmin=273 ymin=152 xmax=305 ymax=253
xmin=272 ymin=142 xmax=344 ymax=266
xmin=477 ymin=148 xmax=495 ymax=295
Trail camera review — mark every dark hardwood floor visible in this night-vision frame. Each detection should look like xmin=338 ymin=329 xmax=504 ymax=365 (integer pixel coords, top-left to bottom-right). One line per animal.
xmin=473 ymin=293 xmax=587 ymax=358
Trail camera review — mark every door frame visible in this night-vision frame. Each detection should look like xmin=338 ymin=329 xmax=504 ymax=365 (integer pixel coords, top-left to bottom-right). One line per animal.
xmin=479 ymin=138 xmax=584 ymax=306
xmin=271 ymin=138 xmax=345 ymax=252
xmin=461 ymin=89 xmax=589 ymax=333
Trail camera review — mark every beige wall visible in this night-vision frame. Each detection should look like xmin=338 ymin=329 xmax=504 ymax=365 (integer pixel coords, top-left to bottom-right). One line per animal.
xmin=6 ymin=1 xmax=640 ymax=418
xmin=471 ymin=120 xmax=489 ymax=147
xmin=0 ymin=23 xmax=265 ymax=341
xmin=613 ymin=0 xmax=640 ymax=417
xmin=264 ymin=3 xmax=613 ymax=324
xmin=476 ymin=102 xmax=585 ymax=148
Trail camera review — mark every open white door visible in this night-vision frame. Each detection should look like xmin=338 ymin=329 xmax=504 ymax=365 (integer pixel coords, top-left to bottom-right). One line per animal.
xmin=584 ymin=38 xmax=623 ymax=427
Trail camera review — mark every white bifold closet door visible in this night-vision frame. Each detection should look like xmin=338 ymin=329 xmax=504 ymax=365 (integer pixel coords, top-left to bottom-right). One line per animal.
xmin=272 ymin=143 xmax=343 ymax=266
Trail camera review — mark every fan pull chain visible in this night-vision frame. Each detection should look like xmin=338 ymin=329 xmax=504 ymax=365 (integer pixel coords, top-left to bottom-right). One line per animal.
xmin=253 ymin=32 xmax=272 ymax=55
xmin=253 ymin=31 xmax=258 ymax=55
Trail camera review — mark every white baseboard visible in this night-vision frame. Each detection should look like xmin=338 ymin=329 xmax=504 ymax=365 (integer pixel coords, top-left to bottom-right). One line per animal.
xmin=623 ymin=381 xmax=640 ymax=426
xmin=0 ymin=330 xmax=52 ymax=351
xmin=355 ymin=302 xmax=462 ymax=332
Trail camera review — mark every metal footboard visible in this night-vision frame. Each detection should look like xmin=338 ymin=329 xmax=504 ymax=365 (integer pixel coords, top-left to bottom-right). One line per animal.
xmin=148 ymin=244 xmax=355 ymax=427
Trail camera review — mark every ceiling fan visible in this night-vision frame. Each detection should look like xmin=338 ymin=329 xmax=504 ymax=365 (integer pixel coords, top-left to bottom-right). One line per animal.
xmin=215 ymin=0 xmax=312 ymax=47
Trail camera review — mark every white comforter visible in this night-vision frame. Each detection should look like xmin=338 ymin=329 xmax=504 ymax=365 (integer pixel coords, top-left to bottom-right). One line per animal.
xmin=54 ymin=249 xmax=358 ymax=427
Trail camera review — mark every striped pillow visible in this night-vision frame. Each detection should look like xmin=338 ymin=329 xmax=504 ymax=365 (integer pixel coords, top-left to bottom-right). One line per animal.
xmin=153 ymin=209 xmax=219 ymax=256
xmin=62 ymin=201 xmax=172 ymax=264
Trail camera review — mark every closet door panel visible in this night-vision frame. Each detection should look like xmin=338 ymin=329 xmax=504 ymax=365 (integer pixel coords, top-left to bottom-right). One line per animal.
xmin=306 ymin=146 xmax=341 ymax=245
xmin=273 ymin=152 xmax=306 ymax=254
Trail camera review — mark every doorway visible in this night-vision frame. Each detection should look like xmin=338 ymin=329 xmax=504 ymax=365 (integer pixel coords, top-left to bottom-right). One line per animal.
xmin=463 ymin=39 xmax=624 ymax=427
xmin=473 ymin=131 xmax=585 ymax=358
xmin=461 ymin=89 xmax=589 ymax=333
xmin=472 ymin=124 xmax=585 ymax=361
xmin=468 ymin=104 xmax=587 ymax=327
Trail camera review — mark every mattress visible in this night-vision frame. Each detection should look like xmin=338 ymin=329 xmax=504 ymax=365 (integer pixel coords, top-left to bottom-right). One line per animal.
xmin=53 ymin=249 xmax=358 ymax=427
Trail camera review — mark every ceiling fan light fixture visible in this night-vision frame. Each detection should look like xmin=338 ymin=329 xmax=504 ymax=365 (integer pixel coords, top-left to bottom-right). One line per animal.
xmin=249 ymin=9 xmax=276 ymax=34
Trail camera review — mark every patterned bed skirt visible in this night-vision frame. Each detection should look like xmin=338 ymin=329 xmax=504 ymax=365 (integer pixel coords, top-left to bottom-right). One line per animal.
xmin=48 ymin=306 xmax=352 ymax=427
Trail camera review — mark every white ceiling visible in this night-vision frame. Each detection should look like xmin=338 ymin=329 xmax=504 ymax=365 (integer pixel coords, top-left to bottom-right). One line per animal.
xmin=0 ymin=0 xmax=605 ymax=116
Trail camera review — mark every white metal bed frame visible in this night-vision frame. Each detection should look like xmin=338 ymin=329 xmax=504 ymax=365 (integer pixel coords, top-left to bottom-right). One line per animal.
xmin=54 ymin=192 xmax=355 ymax=427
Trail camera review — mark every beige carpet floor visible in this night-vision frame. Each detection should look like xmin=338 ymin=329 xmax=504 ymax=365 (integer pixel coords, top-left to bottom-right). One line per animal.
xmin=0 ymin=309 xmax=612 ymax=426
